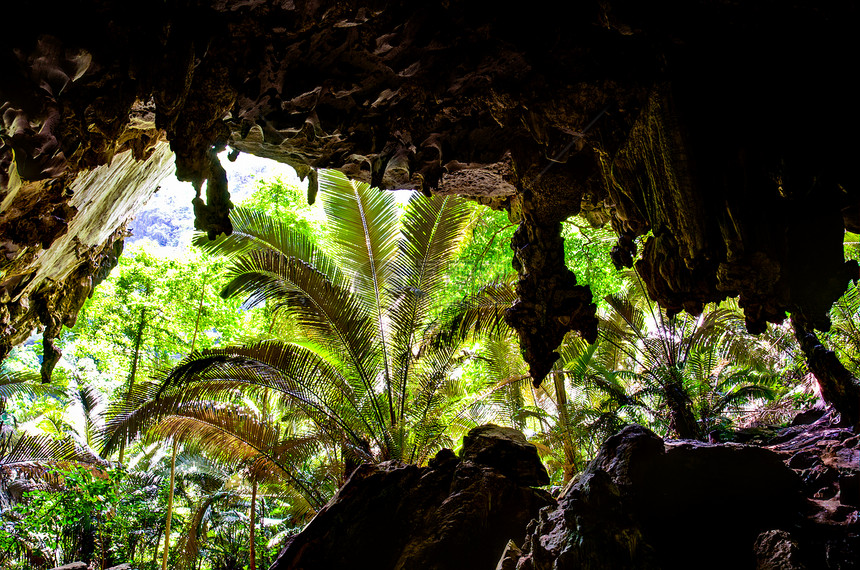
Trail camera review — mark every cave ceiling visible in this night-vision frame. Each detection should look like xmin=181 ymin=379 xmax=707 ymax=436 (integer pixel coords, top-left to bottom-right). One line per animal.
xmin=1 ymin=0 xmax=858 ymax=383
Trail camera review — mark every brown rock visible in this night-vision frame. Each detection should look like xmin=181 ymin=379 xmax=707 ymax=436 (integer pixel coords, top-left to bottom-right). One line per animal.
xmin=460 ymin=424 xmax=550 ymax=487
xmin=754 ymin=530 xmax=806 ymax=570
xmin=516 ymin=425 xmax=804 ymax=570
xmin=271 ymin=427 xmax=554 ymax=570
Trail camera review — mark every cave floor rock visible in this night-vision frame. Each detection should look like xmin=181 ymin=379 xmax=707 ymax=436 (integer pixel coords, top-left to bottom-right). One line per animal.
xmin=270 ymin=424 xmax=554 ymax=570
xmin=510 ymin=416 xmax=858 ymax=570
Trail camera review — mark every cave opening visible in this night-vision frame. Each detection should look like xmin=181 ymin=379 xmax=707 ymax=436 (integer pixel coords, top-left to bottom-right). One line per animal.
xmin=1 ymin=2 xmax=858 ymax=568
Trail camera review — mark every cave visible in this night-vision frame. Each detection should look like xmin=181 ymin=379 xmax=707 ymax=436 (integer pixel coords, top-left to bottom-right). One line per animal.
xmin=1 ymin=1 xmax=859 ymax=567
xmin=3 ymin=0 xmax=858 ymax=415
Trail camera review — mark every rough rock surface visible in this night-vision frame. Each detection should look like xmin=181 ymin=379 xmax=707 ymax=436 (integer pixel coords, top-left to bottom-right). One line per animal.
xmin=754 ymin=530 xmax=806 ymax=570
xmin=0 ymin=141 xmax=173 ymax=377
xmin=460 ymin=424 xmax=550 ymax=487
xmin=509 ymin=416 xmax=859 ymax=570
xmin=270 ymin=425 xmax=554 ymax=570
xmin=2 ymin=1 xmax=859 ymax=389
xmin=764 ymin=411 xmax=860 ymax=569
xmin=512 ymin=425 xmax=806 ymax=570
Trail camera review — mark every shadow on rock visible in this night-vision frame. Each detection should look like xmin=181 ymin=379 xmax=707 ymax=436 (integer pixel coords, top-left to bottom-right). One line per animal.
xmin=270 ymin=424 xmax=554 ymax=570
xmin=513 ymin=424 xmax=807 ymax=570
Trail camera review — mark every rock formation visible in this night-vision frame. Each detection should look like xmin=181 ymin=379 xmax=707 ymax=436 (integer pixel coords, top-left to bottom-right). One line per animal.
xmin=2 ymin=2 xmax=859 ymax=412
xmin=267 ymin=418 xmax=858 ymax=570
xmin=509 ymin=418 xmax=859 ymax=570
xmin=270 ymin=424 xmax=554 ymax=570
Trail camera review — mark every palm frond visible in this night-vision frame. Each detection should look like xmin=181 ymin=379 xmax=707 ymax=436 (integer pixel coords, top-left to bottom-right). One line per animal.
xmin=318 ymin=170 xmax=402 ymax=428
xmin=219 ymin=249 xmax=382 ymax=405
xmin=105 ymin=341 xmax=389 ymax=461
xmin=192 ymin=207 xmax=320 ymax=260
xmin=387 ymin=194 xmax=472 ymax=445
xmin=432 ymin=282 xmax=517 ymax=347
xmin=318 ymin=170 xmax=401 ymax=302
xmin=144 ymin=402 xmax=329 ymax=508
xmin=0 ymin=369 xmax=64 ymax=406
xmin=0 ymin=431 xmax=100 ymax=477
xmin=174 ymin=490 xmax=236 ymax=570
xmin=713 ymin=384 xmax=777 ymax=413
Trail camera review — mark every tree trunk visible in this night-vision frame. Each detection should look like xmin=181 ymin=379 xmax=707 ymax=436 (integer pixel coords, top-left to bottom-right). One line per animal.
xmin=665 ymin=379 xmax=701 ymax=440
xmin=119 ymin=306 xmax=147 ymax=464
xmin=792 ymin=314 xmax=860 ymax=426
xmin=152 ymin=528 xmax=162 ymax=568
xmin=249 ymin=479 xmax=258 ymax=570
xmin=552 ymin=371 xmax=578 ymax=481
xmin=161 ymin=440 xmax=178 ymax=570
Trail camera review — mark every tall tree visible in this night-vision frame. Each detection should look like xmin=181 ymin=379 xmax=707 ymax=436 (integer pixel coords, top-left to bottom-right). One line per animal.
xmin=104 ymin=169 xmax=473 ymax=505
xmin=600 ymin=278 xmax=782 ymax=440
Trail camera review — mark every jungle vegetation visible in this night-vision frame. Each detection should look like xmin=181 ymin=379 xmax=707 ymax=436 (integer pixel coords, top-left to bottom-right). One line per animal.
xmin=0 ymin=170 xmax=850 ymax=570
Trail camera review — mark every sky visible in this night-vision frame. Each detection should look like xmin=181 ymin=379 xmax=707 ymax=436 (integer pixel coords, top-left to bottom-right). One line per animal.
xmin=127 ymin=150 xmax=301 ymax=251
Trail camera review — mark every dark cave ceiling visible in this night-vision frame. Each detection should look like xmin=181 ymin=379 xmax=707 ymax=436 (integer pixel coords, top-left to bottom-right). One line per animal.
xmin=1 ymin=0 xmax=858 ymax=383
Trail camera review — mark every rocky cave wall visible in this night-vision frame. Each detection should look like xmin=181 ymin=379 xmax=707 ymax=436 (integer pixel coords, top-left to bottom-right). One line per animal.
xmin=1 ymin=1 xmax=859 ymax=389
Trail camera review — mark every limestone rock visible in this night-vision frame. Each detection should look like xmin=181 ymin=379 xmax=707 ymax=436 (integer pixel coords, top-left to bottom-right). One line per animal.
xmin=460 ymin=424 xmax=550 ymax=487
xmin=0 ymin=141 xmax=174 ymax=375
xmin=754 ymin=530 xmax=806 ymax=570
xmin=271 ymin=426 xmax=554 ymax=570
xmin=514 ymin=425 xmax=804 ymax=570
xmin=3 ymin=1 xmax=860 ymax=395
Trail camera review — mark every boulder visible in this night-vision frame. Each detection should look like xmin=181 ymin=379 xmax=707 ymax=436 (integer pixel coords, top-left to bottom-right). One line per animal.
xmin=754 ymin=530 xmax=806 ymax=570
xmin=513 ymin=425 xmax=805 ymax=570
xmin=270 ymin=425 xmax=553 ymax=570
xmin=460 ymin=424 xmax=550 ymax=486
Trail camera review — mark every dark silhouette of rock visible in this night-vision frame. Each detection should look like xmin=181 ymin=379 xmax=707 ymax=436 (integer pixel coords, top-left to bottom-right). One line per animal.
xmin=508 ymin=414 xmax=859 ymax=570
xmin=460 ymin=424 xmax=550 ymax=486
xmin=270 ymin=425 xmax=553 ymax=570
xmin=3 ymin=2 xmax=860 ymax=418
xmin=754 ymin=530 xmax=806 ymax=570
xmin=513 ymin=425 xmax=805 ymax=570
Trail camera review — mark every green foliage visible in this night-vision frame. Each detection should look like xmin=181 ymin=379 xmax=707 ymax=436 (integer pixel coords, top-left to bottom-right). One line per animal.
xmin=3 ymin=164 xmax=839 ymax=566
xmin=98 ymin=171 xmax=479 ymax=570
xmin=67 ymin=247 xmax=264 ymax=391
xmin=443 ymin=204 xmax=517 ymax=299
xmin=443 ymin=204 xmax=625 ymax=310
xmin=562 ymin=221 xmax=627 ymax=309
xmin=0 ymin=242 xmax=269 ymax=450
xmin=0 ymin=464 xmax=160 ymax=569
xmin=189 ymin=170 xmax=475 ymax=466
xmin=597 ymin=277 xmax=786 ymax=439
xmin=826 ymin=281 xmax=860 ymax=377
xmin=238 ymin=175 xmax=326 ymax=241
